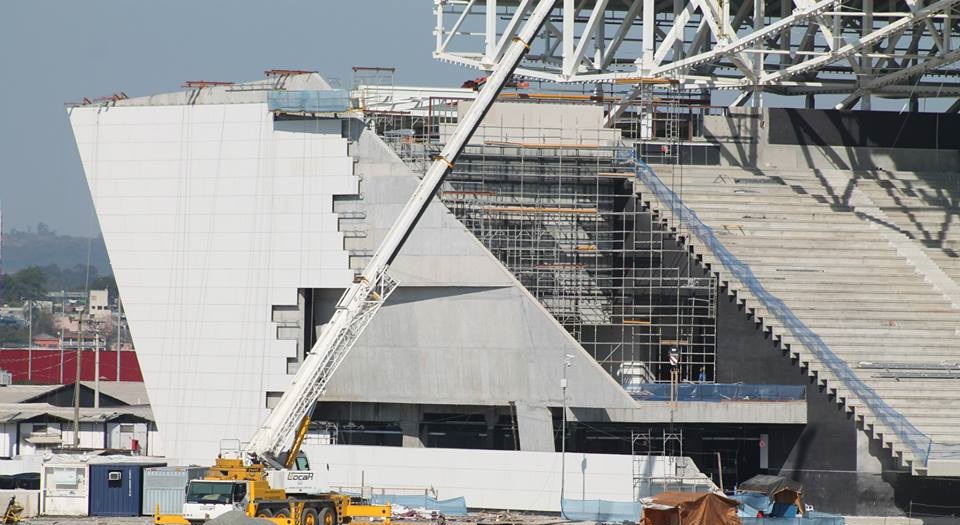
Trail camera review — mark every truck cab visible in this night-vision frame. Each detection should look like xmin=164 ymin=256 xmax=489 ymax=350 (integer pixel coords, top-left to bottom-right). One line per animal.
xmin=182 ymin=480 xmax=249 ymax=523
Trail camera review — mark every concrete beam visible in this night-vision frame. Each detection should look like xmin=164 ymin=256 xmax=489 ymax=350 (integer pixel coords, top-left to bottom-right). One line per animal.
xmin=569 ymin=401 xmax=807 ymax=424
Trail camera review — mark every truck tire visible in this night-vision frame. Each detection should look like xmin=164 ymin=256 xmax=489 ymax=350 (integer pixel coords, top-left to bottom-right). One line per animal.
xmin=256 ymin=508 xmax=274 ymax=518
xmin=275 ymin=509 xmax=290 ymax=519
xmin=301 ymin=507 xmax=319 ymax=525
xmin=318 ymin=506 xmax=337 ymax=525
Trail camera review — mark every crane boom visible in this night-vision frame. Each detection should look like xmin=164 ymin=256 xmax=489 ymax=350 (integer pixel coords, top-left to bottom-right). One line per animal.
xmin=245 ymin=0 xmax=557 ymax=465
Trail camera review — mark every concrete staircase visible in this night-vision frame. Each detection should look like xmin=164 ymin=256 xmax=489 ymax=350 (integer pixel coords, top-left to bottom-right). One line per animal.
xmin=635 ymin=163 xmax=960 ymax=475
xmin=852 ymin=170 xmax=960 ymax=287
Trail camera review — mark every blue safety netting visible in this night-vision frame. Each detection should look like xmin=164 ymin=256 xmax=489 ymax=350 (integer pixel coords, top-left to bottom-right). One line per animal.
xmin=561 ymin=498 xmax=642 ymax=523
xmin=626 ymin=383 xmax=805 ymax=402
xmin=267 ymin=89 xmax=350 ymax=113
xmin=740 ymin=513 xmax=844 ymax=525
xmin=620 ymin=147 xmax=935 ymax=465
xmin=370 ymin=494 xmax=467 ymax=516
xmin=732 ymin=493 xmax=774 ymax=516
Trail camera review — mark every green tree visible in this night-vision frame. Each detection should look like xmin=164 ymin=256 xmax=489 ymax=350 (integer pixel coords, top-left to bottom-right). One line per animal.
xmin=91 ymin=275 xmax=119 ymax=298
xmin=0 ymin=266 xmax=47 ymax=304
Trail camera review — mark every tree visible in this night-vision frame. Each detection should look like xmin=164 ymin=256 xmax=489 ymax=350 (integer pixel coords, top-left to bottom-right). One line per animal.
xmin=0 ymin=266 xmax=47 ymax=304
xmin=91 ymin=275 xmax=119 ymax=298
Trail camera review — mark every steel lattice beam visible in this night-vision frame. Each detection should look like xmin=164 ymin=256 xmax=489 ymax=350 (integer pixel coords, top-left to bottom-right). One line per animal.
xmin=433 ymin=0 xmax=960 ymax=109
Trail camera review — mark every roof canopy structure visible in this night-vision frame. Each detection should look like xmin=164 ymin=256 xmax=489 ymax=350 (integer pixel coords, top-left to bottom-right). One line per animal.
xmin=434 ymin=0 xmax=960 ymax=110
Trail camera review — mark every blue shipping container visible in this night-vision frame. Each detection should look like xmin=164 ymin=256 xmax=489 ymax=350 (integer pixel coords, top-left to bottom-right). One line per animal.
xmin=89 ymin=463 xmax=163 ymax=516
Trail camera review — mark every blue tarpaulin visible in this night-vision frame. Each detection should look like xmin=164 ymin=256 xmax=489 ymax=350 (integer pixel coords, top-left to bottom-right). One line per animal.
xmin=561 ymin=498 xmax=642 ymax=522
xmin=740 ymin=513 xmax=844 ymax=525
xmin=267 ymin=90 xmax=350 ymax=114
xmin=626 ymin=383 xmax=805 ymax=402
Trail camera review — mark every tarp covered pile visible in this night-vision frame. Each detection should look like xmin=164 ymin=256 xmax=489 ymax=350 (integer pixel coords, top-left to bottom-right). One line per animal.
xmin=640 ymin=492 xmax=741 ymax=525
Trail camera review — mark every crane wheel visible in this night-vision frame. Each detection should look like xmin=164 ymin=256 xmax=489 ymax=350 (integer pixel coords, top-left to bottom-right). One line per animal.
xmin=256 ymin=508 xmax=274 ymax=518
xmin=301 ymin=508 xmax=319 ymax=525
xmin=274 ymin=509 xmax=290 ymax=519
xmin=318 ymin=507 xmax=337 ymax=525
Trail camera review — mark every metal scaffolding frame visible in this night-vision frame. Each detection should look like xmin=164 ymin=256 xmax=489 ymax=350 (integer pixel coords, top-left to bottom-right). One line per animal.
xmin=375 ymin=102 xmax=718 ymax=384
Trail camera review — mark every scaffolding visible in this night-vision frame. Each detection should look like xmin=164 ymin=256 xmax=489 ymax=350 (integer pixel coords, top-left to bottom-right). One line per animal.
xmin=631 ymin=429 xmax=715 ymax=498
xmin=370 ymin=99 xmax=718 ymax=385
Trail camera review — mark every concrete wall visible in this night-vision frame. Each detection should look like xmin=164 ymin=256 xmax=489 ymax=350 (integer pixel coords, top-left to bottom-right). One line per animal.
xmin=70 ymin=102 xmax=357 ymax=464
xmin=453 ymin=101 xmax=621 ymax=145
xmin=303 ymin=444 xmax=711 ymax=512
xmin=323 ymin=130 xmax=637 ymax=421
xmin=0 ymin=490 xmax=39 ymax=518
xmin=701 ymin=110 xmax=960 ymax=172
xmin=716 ymin=293 xmax=864 ymax=514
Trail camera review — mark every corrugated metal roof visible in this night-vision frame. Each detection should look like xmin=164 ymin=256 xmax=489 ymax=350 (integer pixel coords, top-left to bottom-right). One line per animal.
xmin=0 ymin=385 xmax=61 ymax=404
xmin=77 ymin=382 xmax=150 ymax=406
xmin=0 ymin=403 xmax=153 ymax=423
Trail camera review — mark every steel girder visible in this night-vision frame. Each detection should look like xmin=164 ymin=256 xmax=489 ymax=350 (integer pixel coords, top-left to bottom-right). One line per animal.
xmin=433 ymin=0 xmax=960 ymax=108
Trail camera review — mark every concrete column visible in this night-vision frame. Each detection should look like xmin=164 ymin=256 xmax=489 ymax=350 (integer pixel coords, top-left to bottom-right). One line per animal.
xmin=400 ymin=406 xmax=424 ymax=448
xmin=485 ymin=407 xmax=498 ymax=449
xmin=515 ymin=402 xmax=555 ymax=452
xmin=400 ymin=420 xmax=423 ymax=448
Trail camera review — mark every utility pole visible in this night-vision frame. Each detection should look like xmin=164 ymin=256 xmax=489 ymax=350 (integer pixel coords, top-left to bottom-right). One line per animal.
xmin=73 ymin=308 xmax=83 ymax=448
xmin=94 ymin=327 xmax=100 ymax=409
xmin=58 ymin=330 xmax=64 ymax=384
xmin=27 ymin=299 xmax=32 ymax=382
xmin=560 ymin=353 xmax=573 ymax=515
xmin=116 ymin=299 xmax=122 ymax=382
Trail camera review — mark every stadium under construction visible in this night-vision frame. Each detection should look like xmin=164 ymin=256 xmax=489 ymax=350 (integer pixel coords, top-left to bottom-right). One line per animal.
xmin=67 ymin=0 xmax=960 ymax=517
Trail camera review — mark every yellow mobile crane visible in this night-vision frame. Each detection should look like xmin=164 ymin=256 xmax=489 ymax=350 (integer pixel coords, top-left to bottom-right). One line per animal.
xmin=157 ymin=417 xmax=389 ymax=525
xmin=158 ymin=2 xmax=556 ymax=524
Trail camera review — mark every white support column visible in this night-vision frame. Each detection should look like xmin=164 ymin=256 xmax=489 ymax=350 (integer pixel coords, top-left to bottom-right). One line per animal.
xmin=485 ymin=0 xmax=498 ymax=64
xmin=436 ymin=0 xmax=444 ymax=53
xmin=642 ymin=0 xmax=656 ymax=72
xmin=593 ymin=1 xmax=606 ymax=68
xmin=753 ymin=0 xmax=765 ymax=106
xmin=563 ymin=0 xmax=575 ymax=78
xmin=862 ymin=0 xmax=874 ymax=109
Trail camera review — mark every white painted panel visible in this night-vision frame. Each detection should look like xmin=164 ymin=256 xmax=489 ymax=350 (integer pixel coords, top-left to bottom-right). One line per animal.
xmin=70 ymin=101 xmax=358 ymax=464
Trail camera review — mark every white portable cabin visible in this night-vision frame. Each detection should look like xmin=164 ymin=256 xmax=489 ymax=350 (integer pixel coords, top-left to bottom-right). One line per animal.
xmin=39 ymin=461 xmax=89 ymax=516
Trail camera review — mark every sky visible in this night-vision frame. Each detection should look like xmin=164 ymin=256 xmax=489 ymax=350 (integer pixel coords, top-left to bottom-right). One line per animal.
xmin=0 ymin=0 xmax=462 ymax=236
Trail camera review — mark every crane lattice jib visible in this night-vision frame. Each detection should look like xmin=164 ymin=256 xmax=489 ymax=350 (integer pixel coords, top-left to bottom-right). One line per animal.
xmin=244 ymin=0 xmax=558 ymax=464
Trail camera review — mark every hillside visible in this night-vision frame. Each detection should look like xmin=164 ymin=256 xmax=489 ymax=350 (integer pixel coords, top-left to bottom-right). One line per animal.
xmin=1 ymin=223 xmax=111 ymax=276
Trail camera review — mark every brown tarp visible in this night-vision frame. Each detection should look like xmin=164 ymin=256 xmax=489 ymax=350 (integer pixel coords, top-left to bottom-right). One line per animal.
xmin=642 ymin=492 xmax=741 ymax=525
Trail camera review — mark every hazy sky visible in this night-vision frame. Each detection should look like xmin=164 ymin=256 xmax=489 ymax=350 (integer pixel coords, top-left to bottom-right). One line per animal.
xmin=0 ymin=0 xmax=462 ymax=236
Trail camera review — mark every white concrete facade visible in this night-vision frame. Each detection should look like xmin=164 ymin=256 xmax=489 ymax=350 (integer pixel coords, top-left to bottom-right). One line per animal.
xmin=69 ymin=95 xmax=357 ymax=464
